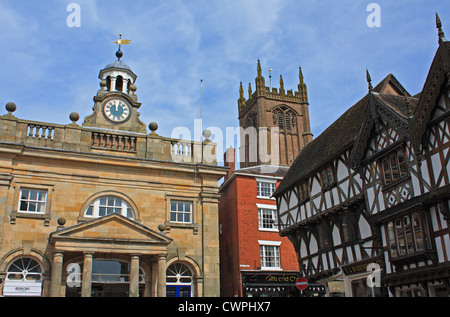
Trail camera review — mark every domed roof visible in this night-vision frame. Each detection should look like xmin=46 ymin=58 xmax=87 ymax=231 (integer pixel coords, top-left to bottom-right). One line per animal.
xmin=104 ymin=60 xmax=132 ymax=71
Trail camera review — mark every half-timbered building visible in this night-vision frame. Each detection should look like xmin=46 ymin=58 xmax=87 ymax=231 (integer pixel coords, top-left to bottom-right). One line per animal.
xmin=273 ymin=16 xmax=450 ymax=297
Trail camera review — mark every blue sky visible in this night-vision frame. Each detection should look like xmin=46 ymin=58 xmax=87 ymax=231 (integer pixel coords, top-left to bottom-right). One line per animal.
xmin=1 ymin=1 xmax=449 ymax=164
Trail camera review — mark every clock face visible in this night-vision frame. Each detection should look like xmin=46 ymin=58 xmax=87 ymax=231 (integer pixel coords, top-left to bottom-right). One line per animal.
xmin=103 ymin=99 xmax=131 ymax=123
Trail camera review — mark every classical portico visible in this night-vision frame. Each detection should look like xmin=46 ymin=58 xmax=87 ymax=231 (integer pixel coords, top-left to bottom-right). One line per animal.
xmin=48 ymin=214 xmax=172 ymax=297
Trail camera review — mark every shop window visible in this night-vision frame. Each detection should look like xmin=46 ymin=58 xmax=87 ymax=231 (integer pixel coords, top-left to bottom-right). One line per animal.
xmin=170 ymin=201 xmax=193 ymax=224
xmin=258 ymin=208 xmax=278 ymax=231
xmin=386 ymin=211 xmax=427 ymax=258
xmin=18 ymin=189 xmax=47 ymax=214
xmin=259 ymin=243 xmax=281 ymax=270
xmin=381 ymin=148 xmax=408 ymax=186
xmin=84 ymin=196 xmax=135 ymax=219
xmin=257 ymin=181 xmax=276 ymax=198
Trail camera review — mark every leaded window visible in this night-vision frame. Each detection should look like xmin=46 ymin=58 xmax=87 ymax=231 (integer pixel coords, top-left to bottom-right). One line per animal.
xmin=386 ymin=211 xmax=426 ymax=258
xmin=381 ymin=148 xmax=408 ymax=186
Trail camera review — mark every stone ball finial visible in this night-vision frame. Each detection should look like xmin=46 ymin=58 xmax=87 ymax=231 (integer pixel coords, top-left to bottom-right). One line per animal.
xmin=149 ymin=122 xmax=159 ymax=132
xmin=203 ymin=129 xmax=212 ymax=140
xmin=69 ymin=112 xmax=80 ymax=123
xmin=5 ymin=102 xmax=16 ymax=113
xmin=130 ymin=84 xmax=137 ymax=92
xmin=57 ymin=217 xmax=66 ymax=226
xmin=158 ymin=224 xmax=166 ymax=232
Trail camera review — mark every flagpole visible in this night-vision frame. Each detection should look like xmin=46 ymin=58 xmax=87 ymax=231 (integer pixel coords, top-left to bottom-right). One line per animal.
xmin=200 ymin=79 xmax=203 ymax=142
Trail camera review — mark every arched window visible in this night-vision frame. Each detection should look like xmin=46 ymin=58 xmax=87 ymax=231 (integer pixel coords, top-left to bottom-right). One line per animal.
xmin=106 ymin=76 xmax=111 ymax=91
xmin=84 ymin=196 xmax=135 ymax=219
xmin=166 ymin=262 xmax=194 ymax=297
xmin=6 ymin=258 xmax=43 ymax=282
xmin=273 ymin=106 xmax=296 ymax=132
xmin=115 ymin=75 xmax=123 ymax=92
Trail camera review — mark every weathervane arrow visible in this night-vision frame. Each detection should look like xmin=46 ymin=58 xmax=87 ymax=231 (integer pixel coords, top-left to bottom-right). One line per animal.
xmin=113 ymin=34 xmax=131 ymax=60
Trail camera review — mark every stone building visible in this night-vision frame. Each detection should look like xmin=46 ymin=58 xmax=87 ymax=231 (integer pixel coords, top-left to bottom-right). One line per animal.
xmin=0 ymin=45 xmax=226 ymax=297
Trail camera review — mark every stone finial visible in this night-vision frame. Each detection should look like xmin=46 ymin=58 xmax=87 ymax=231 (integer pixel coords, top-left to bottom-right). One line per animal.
xmin=203 ymin=129 xmax=212 ymax=140
xmin=149 ymin=122 xmax=159 ymax=134
xmin=5 ymin=102 xmax=16 ymax=114
xmin=70 ymin=112 xmax=80 ymax=123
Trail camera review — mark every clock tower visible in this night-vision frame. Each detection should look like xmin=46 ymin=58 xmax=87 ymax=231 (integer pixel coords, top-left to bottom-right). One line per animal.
xmin=83 ymin=40 xmax=147 ymax=133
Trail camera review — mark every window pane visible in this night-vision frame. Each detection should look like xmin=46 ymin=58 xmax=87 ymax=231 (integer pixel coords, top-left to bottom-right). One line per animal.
xmin=395 ymin=219 xmax=406 ymax=256
xmin=86 ymin=205 xmax=93 ymax=216
xmin=412 ymin=212 xmax=425 ymax=251
xmin=397 ymin=149 xmax=408 ymax=178
xmin=21 ymin=189 xmax=29 ymax=200
xmin=403 ymin=215 xmax=414 ymax=254
xmin=20 ymin=201 xmax=29 ymax=212
xmin=29 ymin=190 xmax=37 ymax=201
xmin=387 ymin=221 xmax=398 ymax=257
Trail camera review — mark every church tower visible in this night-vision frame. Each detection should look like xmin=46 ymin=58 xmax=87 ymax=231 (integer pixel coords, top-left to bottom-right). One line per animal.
xmin=238 ymin=60 xmax=313 ymax=168
xmin=83 ymin=38 xmax=147 ymax=134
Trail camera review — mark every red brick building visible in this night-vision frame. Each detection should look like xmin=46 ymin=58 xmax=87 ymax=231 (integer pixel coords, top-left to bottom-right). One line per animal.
xmin=219 ymin=63 xmax=315 ymax=297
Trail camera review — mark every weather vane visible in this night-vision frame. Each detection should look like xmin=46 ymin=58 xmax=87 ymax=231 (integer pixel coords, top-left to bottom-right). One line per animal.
xmin=113 ymin=34 xmax=132 ymax=61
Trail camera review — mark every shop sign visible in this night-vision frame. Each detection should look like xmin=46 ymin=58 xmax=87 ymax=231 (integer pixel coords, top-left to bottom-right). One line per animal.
xmin=3 ymin=282 xmax=42 ymax=297
xmin=243 ymin=273 xmax=300 ymax=285
xmin=341 ymin=258 xmax=383 ymax=276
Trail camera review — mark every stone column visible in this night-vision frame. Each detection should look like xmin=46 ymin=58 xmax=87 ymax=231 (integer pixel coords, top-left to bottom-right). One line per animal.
xmin=151 ymin=260 xmax=158 ymax=297
xmin=110 ymin=77 xmax=117 ymax=92
xmin=129 ymin=254 xmax=140 ymax=297
xmin=81 ymin=252 xmax=94 ymax=297
xmin=49 ymin=251 xmax=64 ymax=297
xmin=157 ymin=254 xmax=167 ymax=297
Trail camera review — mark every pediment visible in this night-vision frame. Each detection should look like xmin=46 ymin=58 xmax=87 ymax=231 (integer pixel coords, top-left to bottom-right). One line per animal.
xmin=50 ymin=214 xmax=172 ymax=253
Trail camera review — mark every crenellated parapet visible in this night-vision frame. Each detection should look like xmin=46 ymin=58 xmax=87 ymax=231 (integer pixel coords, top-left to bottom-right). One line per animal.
xmin=238 ymin=60 xmax=309 ymax=118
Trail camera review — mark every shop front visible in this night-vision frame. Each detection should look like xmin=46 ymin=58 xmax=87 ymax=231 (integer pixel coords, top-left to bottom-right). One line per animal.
xmin=241 ymin=272 xmax=302 ymax=297
xmin=340 ymin=257 xmax=384 ymax=297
